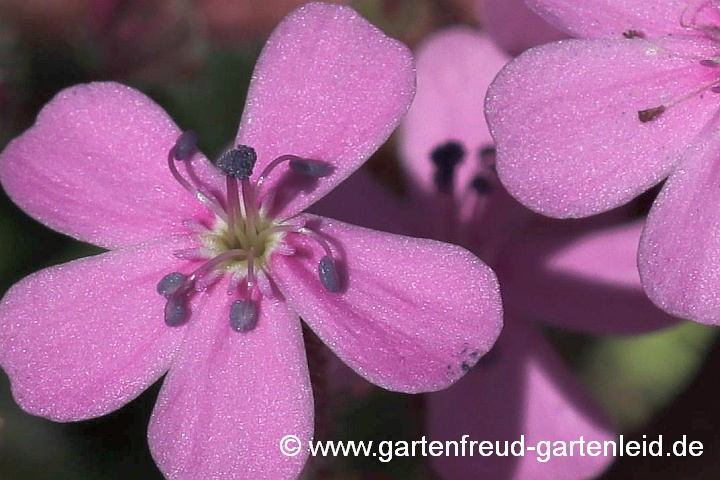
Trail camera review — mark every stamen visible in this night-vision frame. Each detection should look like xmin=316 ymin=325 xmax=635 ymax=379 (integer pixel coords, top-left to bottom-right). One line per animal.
xmin=700 ymin=58 xmax=720 ymax=66
xmin=638 ymin=67 xmax=720 ymax=123
xmin=681 ymin=1 xmax=720 ymax=40
xmin=157 ymin=272 xmax=188 ymax=298
xmin=216 ymin=146 xmax=257 ymax=179
xmin=230 ymin=300 xmax=258 ymax=332
xmin=172 ymin=131 xmax=198 ymax=161
xmin=638 ymin=106 xmax=666 ymax=122
xmin=470 ymin=175 xmax=494 ymax=195
xmin=256 ymin=154 xmax=333 ymax=189
xmin=166 ymin=248 xmax=247 ymax=301
xmin=167 ymin=132 xmax=227 ymax=221
xmin=194 ymin=270 xmax=222 ymax=292
xmin=258 ymin=224 xmax=340 ymax=291
xmin=246 ymin=252 xmax=256 ymax=290
xmin=259 ymin=225 xmax=333 ymax=257
xmin=318 ymin=256 xmax=341 ymax=292
xmin=289 ymin=158 xmax=334 ymax=177
xmin=226 ymin=176 xmax=241 ymax=247
xmin=431 ymin=141 xmax=465 ymax=193
xmin=164 ymin=296 xmax=189 ymax=326
xmin=479 ymin=145 xmax=496 ymax=169
xmin=623 ymin=30 xmax=645 ymax=39
xmin=216 ymin=146 xmax=258 ymax=245
xmin=241 ymin=178 xmax=257 ymax=237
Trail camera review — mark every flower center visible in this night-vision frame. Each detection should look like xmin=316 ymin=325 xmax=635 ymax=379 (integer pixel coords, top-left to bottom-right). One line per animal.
xmin=156 ymin=131 xmax=338 ymax=332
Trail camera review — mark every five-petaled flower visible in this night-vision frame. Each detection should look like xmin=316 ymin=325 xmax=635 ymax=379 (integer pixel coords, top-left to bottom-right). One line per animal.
xmin=486 ymin=0 xmax=720 ymax=326
xmin=0 ymin=3 xmax=503 ymax=480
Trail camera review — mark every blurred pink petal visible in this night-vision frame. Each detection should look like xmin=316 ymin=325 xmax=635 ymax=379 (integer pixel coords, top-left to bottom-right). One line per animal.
xmin=428 ymin=320 xmax=613 ymax=480
xmin=639 ymin=126 xmax=720 ymax=325
xmin=500 ymin=220 xmax=677 ymax=334
xmin=477 ymin=0 xmax=566 ymax=54
xmin=309 ymin=169 xmax=415 ymax=236
xmin=197 ymin=0 xmax=346 ymax=42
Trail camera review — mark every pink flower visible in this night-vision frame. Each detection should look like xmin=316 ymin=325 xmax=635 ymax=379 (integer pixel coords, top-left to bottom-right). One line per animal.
xmin=0 ymin=4 xmax=503 ymax=479
xmin=485 ymin=0 xmax=720 ymax=325
xmin=315 ymin=27 xmax=677 ymax=480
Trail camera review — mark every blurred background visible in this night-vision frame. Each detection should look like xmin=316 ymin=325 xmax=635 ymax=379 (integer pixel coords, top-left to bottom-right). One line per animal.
xmin=0 ymin=1 xmax=719 ymax=479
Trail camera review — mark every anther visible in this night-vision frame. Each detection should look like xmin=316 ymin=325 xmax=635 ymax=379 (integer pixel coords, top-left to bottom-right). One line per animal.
xmin=217 ymin=145 xmax=257 ymax=179
xmin=318 ymin=255 xmax=341 ymax=292
xmin=479 ymin=145 xmax=496 ymax=169
xmin=172 ymin=131 xmax=198 ymax=161
xmin=288 ymin=158 xmax=334 ymax=178
xmin=230 ymin=300 xmax=258 ymax=332
xmin=623 ymin=30 xmax=645 ymax=39
xmin=470 ymin=175 xmax=494 ymax=195
xmin=431 ymin=141 xmax=465 ymax=193
xmin=157 ymin=272 xmax=188 ymax=298
xmin=700 ymin=58 xmax=720 ymax=67
xmin=164 ymin=296 xmax=189 ymax=326
xmin=256 ymin=154 xmax=334 ymax=190
xmin=638 ymin=106 xmax=666 ymax=122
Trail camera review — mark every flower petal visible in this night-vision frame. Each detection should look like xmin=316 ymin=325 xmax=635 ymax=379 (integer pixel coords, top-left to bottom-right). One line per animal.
xmin=148 ymin=292 xmax=312 ymax=480
xmin=639 ymin=129 xmax=720 ymax=325
xmin=271 ymin=214 xmax=503 ymax=393
xmin=0 ymin=235 xmax=193 ymax=421
xmin=235 ymin=2 xmax=415 ymax=219
xmin=499 ymin=219 xmax=678 ymax=334
xmin=526 ymin=0 xmax=719 ymax=38
xmin=487 ymin=37 xmax=719 ymax=218
xmin=478 ymin=0 xmax=567 ymax=55
xmin=428 ymin=320 xmax=614 ymax=480
xmin=399 ymin=28 xmax=508 ymax=200
xmin=0 ymin=82 xmax=220 ymax=249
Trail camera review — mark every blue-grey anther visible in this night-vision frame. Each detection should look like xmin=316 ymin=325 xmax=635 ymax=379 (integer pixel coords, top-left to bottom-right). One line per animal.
xmin=318 ymin=255 xmax=341 ymax=292
xmin=230 ymin=300 xmax=258 ymax=332
xmin=157 ymin=272 xmax=188 ymax=298
xmin=164 ymin=296 xmax=189 ymax=326
xmin=216 ymin=145 xmax=257 ymax=179
xmin=289 ymin=158 xmax=334 ymax=178
xmin=470 ymin=175 xmax=493 ymax=195
xmin=173 ymin=131 xmax=198 ymax=161
xmin=479 ymin=145 xmax=496 ymax=161
xmin=431 ymin=141 xmax=465 ymax=193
